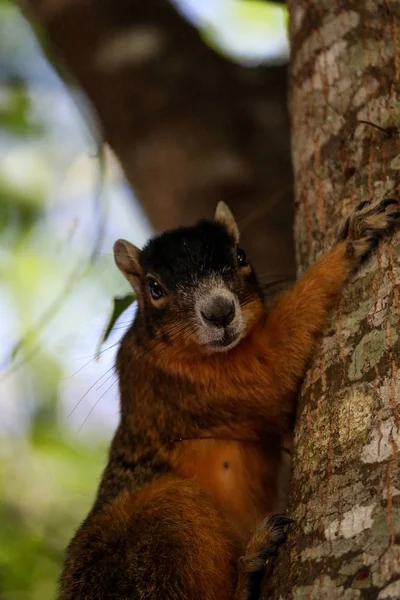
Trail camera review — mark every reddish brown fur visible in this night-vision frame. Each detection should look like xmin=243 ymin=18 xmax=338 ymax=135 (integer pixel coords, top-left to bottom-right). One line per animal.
xmin=60 ymin=199 xmax=399 ymax=600
xmin=171 ymin=439 xmax=281 ymax=547
xmin=64 ymin=478 xmax=238 ymax=600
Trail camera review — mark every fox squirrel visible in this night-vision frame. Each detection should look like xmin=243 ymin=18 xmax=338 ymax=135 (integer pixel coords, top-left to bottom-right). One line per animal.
xmin=60 ymin=198 xmax=399 ymax=600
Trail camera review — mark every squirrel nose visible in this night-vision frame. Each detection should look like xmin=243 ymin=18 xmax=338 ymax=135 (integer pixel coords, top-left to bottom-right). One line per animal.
xmin=201 ymin=297 xmax=235 ymax=329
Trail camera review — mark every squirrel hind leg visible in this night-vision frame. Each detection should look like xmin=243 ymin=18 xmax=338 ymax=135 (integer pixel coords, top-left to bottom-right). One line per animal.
xmin=235 ymin=514 xmax=293 ymax=600
xmin=61 ymin=476 xmax=238 ymax=600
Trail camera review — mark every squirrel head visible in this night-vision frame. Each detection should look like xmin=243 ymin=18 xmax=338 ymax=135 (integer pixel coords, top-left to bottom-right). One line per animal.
xmin=113 ymin=202 xmax=264 ymax=355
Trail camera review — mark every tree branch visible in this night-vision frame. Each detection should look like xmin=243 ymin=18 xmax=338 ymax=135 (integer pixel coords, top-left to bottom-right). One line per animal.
xmin=22 ymin=0 xmax=294 ymax=278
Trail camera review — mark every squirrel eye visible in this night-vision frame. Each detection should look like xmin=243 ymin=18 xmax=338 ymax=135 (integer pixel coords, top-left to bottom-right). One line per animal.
xmin=237 ymin=247 xmax=248 ymax=267
xmin=148 ymin=279 xmax=165 ymax=300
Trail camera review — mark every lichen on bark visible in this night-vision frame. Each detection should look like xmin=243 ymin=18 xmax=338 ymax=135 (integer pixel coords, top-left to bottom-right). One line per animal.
xmin=266 ymin=1 xmax=400 ymax=598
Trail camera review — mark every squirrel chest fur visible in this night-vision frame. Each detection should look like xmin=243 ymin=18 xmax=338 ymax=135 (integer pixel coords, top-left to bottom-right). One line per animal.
xmin=60 ymin=198 xmax=400 ymax=600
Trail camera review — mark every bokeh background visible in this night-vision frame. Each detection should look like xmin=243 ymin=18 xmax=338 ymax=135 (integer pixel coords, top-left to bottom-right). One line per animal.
xmin=0 ymin=1 xmax=288 ymax=598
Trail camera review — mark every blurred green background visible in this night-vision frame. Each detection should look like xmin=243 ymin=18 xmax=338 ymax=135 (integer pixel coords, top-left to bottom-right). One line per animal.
xmin=0 ymin=1 xmax=288 ymax=598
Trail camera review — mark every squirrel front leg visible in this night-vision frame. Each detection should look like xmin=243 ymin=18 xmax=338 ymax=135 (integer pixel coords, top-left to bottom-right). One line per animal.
xmin=249 ymin=198 xmax=400 ymax=420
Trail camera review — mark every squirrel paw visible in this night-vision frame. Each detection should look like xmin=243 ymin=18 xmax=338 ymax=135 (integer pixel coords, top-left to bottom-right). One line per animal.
xmin=238 ymin=514 xmax=294 ymax=576
xmin=340 ymin=198 xmax=400 ymax=262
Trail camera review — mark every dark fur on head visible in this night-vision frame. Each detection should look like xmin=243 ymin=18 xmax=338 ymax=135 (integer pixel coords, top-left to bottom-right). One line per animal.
xmin=114 ymin=203 xmax=264 ymax=355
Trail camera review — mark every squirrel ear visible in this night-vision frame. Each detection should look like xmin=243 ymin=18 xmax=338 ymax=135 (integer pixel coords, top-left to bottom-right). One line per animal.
xmin=214 ymin=201 xmax=240 ymax=242
xmin=113 ymin=239 xmax=143 ymax=293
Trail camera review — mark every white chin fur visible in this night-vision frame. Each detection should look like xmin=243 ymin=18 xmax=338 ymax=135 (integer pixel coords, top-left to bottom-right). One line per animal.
xmin=204 ymin=333 xmax=243 ymax=353
xmin=195 ymin=287 xmax=245 ymax=352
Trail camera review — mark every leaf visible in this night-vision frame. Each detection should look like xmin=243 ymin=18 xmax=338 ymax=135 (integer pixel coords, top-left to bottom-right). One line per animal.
xmin=96 ymin=294 xmax=136 ymax=357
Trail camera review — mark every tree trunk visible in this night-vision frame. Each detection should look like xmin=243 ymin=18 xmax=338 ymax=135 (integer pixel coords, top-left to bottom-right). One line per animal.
xmin=266 ymin=2 xmax=400 ymax=598
xmin=22 ymin=0 xmax=295 ymax=282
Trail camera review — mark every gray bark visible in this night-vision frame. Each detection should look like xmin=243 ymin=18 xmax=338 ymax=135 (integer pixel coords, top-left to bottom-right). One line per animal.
xmin=266 ymin=2 xmax=400 ymax=598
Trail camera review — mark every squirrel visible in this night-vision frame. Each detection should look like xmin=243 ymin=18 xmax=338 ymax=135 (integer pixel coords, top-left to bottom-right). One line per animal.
xmin=59 ymin=198 xmax=400 ymax=600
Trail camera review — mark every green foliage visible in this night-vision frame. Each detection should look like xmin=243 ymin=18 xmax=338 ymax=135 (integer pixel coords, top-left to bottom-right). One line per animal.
xmin=0 ymin=179 xmax=43 ymax=239
xmin=0 ymin=432 xmax=107 ymax=600
xmin=0 ymin=81 xmax=44 ymax=137
xmin=0 ymin=4 xmax=118 ymax=599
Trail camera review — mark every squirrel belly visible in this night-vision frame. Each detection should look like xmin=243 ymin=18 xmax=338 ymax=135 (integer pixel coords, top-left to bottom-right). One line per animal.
xmin=170 ymin=437 xmax=281 ymax=549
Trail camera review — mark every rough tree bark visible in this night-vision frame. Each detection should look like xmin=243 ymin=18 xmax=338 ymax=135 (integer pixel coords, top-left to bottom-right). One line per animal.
xmin=22 ymin=0 xmax=294 ymax=281
xmin=265 ymin=2 xmax=400 ymax=598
